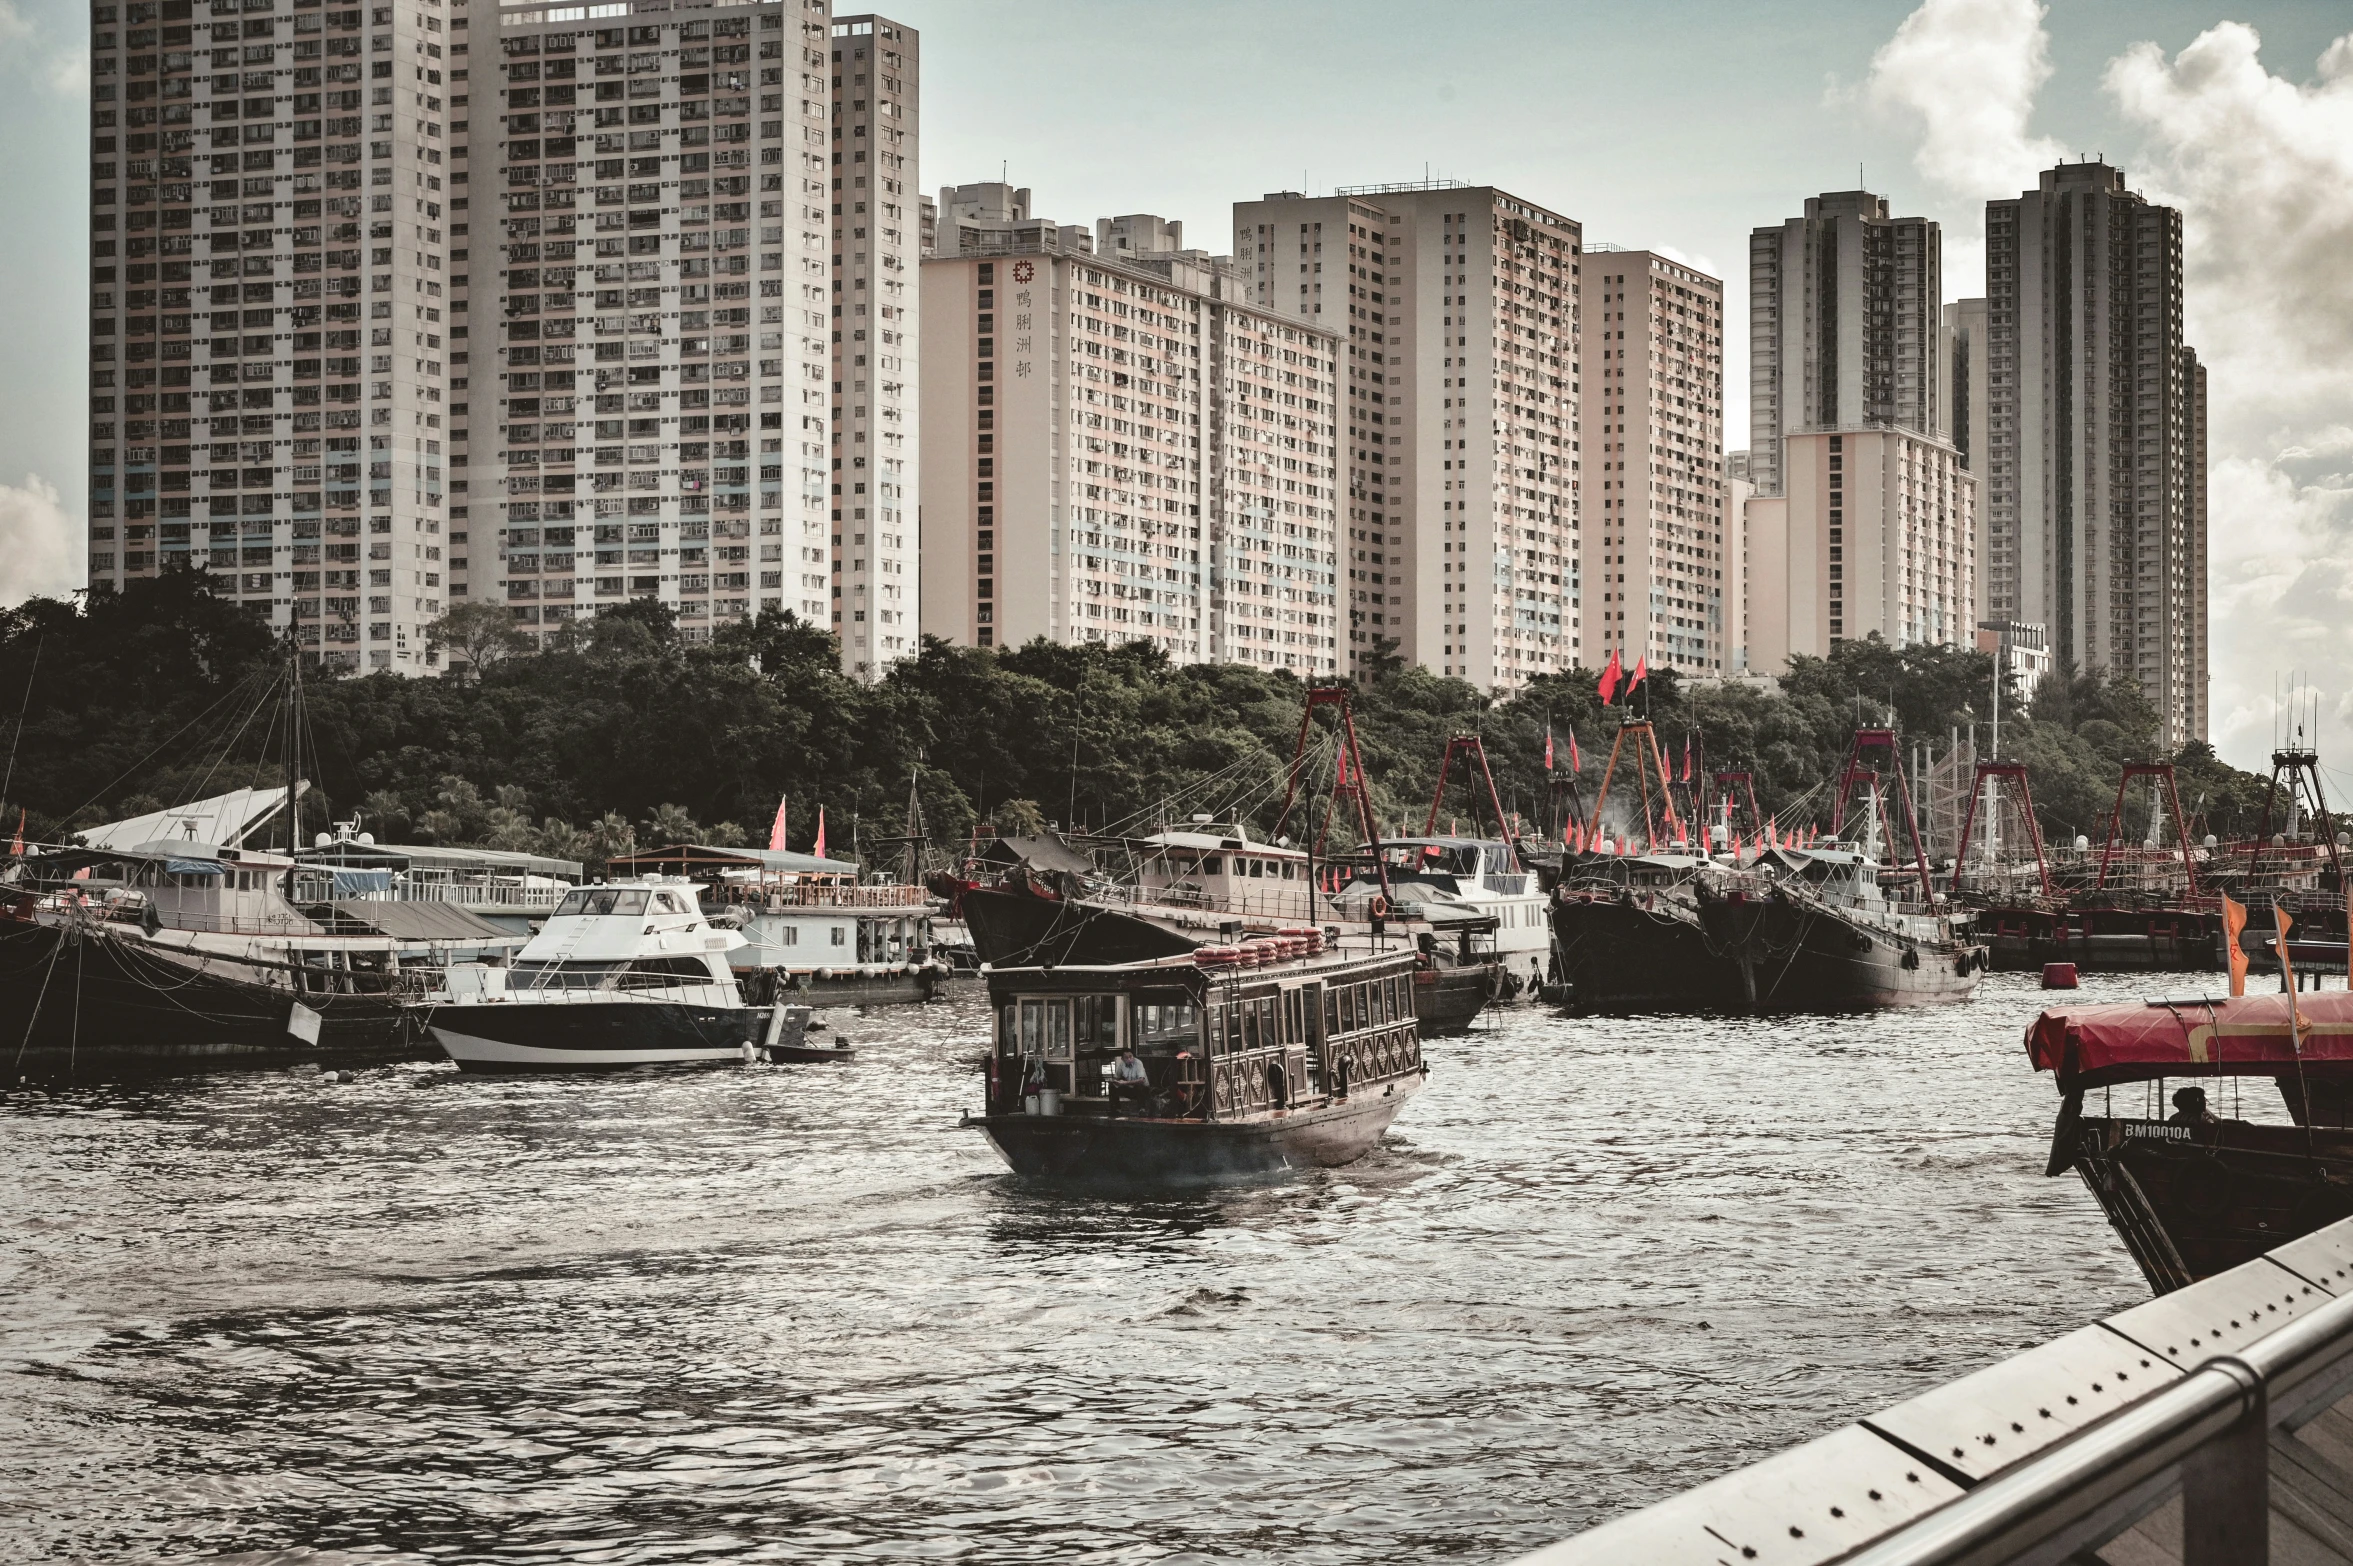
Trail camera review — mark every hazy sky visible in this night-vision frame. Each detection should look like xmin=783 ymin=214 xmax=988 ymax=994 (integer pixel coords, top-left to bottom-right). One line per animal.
xmin=2 ymin=0 xmax=2347 ymax=771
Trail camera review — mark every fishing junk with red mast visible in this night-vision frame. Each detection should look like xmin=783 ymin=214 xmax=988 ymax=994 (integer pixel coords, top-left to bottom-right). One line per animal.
xmin=1550 ymin=725 xmax=1986 ymax=1011
xmin=1691 ymin=728 xmax=1986 ymax=1009
xmin=1546 ymin=718 xmax=1729 ymax=1010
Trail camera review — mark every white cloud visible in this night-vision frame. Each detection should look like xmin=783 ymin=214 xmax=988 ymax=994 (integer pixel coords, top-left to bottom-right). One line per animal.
xmin=2104 ymin=26 xmax=2353 ymax=768
xmin=0 ymin=0 xmax=89 ymax=95
xmin=45 ymin=41 xmax=84 ymax=96
xmin=1864 ymin=0 xmax=2066 ymax=198
xmin=0 ymin=474 xmax=82 ymax=608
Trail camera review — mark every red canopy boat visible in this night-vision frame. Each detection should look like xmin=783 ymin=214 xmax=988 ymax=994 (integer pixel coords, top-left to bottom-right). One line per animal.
xmin=2027 ymin=991 xmax=2353 ymax=1090
xmin=2030 ymin=990 xmax=2353 ymax=1294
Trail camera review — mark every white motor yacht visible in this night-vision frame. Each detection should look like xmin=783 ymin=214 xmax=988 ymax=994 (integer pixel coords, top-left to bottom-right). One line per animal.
xmin=427 ymin=877 xmax=812 ymax=1070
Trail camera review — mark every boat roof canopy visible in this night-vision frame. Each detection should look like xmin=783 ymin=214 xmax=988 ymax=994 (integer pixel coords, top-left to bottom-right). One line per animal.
xmin=1134 ymin=830 xmax=1303 ymax=858
xmin=2027 ymin=992 xmax=2353 ymax=1089
xmin=297 ymin=840 xmax=586 ymax=879
xmin=608 ymin=843 xmax=861 ymax=876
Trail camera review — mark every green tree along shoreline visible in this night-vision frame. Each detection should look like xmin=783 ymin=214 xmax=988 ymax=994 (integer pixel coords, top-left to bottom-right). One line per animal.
xmin=0 ymin=571 xmax=2290 ymax=867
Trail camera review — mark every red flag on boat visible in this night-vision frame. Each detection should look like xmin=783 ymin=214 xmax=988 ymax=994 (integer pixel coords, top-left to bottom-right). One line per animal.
xmin=813 ymin=807 xmax=828 ymax=861
xmin=767 ymin=796 xmax=789 ymax=853
xmin=1544 ymin=727 xmax=1555 ymax=772
xmin=1570 ymin=731 xmax=1583 ymax=773
xmin=8 ymin=808 xmax=21 ymax=857
xmin=1681 ymin=738 xmax=1692 ymax=783
xmin=1627 ymin=655 xmax=1648 ymax=696
xmin=1598 ymin=648 xmax=1623 ymax=706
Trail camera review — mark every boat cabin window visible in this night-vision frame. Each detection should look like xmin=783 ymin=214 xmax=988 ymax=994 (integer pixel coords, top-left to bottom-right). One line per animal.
xmin=1016 ymin=999 xmax=1075 ymax=1061
xmin=555 ymin=888 xmax=651 ymax=917
xmin=616 ymin=956 xmax=718 ymax=989
xmin=1073 ymin=995 xmax=1120 ymax=1052
xmin=1325 ymin=976 xmax=1404 ymax=1033
xmin=1199 ymin=856 xmax=1221 ymax=875
xmin=509 ymin=958 xmax=627 ymax=990
xmin=652 ymin=892 xmax=690 ymax=913
xmin=1132 ymin=989 xmax=1197 ymax=1048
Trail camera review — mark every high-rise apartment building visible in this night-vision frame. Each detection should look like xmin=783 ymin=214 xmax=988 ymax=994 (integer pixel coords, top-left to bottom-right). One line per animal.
xmin=90 ymin=0 xmax=912 ymax=675
xmin=88 ymin=0 xmax=457 ymax=671
xmin=1748 ymin=190 xmax=1944 ymax=498
xmin=827 ymin=13 xmax=917 ymax=678
xmin=1752 ymin=427 xmax=1973 ymax=665
xmin=470 ymin=0 xmax=835 ymax=652
xmin=1578 ymin=248 xmax=1727 ymax=675
xmin=1944 ymin=295 xmax=1990 ymax=621
xmin=1232 ymin=182 xmax=1582 ymax=690
xmin=928 ymin=182 xmax=1090 ymax=259
xmin=918 ymin=232 xmax=1341 ymax=675
xmin=1984 ymin=161 xmax=2207 ymax=743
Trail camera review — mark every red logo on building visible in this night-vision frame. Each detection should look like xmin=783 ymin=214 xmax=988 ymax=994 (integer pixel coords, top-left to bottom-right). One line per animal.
xmin=1011 ymin=260 xmax=1036 ymax=283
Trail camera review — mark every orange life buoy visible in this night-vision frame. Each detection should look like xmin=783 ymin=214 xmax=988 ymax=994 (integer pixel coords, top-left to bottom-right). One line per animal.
xmin=1369 ymin=894 xmax=1391 ymax=920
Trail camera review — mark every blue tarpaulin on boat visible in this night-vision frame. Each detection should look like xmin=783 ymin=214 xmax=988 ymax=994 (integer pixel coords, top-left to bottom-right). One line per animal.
xmin=163 ymin=859 xmax=225 ymax=876
xmin=327 ymin=868 xmax=395 ymax=895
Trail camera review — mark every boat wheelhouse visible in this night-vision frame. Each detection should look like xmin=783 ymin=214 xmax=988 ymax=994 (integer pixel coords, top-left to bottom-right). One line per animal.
xmin=1356 ymin=836 xmax=1552 ymax=992
xmin=609 ymin=844 xmax=949 ymax=1006
xmin=427 ymin=876 xmax=811 ymax=1070
xmin=1129 ymin=828 xmax=1321 ymax=923
xmin=966 ymin=936 xmax=1426 ymax=1184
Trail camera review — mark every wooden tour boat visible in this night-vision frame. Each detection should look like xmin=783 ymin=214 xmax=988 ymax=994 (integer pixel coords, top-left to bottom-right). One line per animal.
xmin=963 ymin=933 xmax=1426 ymax=1185
xmin=2032 ymin=990 xmax=2353 ymax=1293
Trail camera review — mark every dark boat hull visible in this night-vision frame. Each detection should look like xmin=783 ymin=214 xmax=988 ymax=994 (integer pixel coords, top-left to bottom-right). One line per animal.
xmin=430 ymin=996 xmax=796 ymax=1071
xmin=1694 ymin=888 xmax=1982 ymax=1009
xmin=972 ymin=1077 xmax=1422 ymax=1184
xmin=1551 ymin=891 xmax=1749 ymax=1012
xmin=2060 ymin=1112 xmax=2353 ymax=1293
xmin=1412 ymin=963 xmax=1494 ymax=1033
xmin=960 ymin=887 xmax=1198 ymax=968
xmin=0 ymin=919 xmax=418 ymax=1075
xmin=1973 ymin=904 xmax=2225 ymax=973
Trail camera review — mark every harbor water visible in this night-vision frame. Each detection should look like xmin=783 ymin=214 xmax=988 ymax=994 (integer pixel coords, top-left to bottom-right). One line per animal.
xmin=2 ymin=974 xmax=2166 ymax=1563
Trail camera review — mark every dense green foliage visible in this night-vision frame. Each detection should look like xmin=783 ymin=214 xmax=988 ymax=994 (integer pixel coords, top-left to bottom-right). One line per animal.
xmin=0 ymin=569 xmax=2283 ymax=864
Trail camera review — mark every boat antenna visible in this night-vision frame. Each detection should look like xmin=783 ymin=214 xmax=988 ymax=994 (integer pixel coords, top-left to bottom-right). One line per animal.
xmin=285 ymin=643 xmax=303 ymax=889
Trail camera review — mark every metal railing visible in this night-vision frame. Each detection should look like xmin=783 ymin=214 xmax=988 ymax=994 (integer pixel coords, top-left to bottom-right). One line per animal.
xmin=1519 ymin=1217 xmax=2353 ymax=1566
xmin=723 ymin=883 xmax=932 ymax=910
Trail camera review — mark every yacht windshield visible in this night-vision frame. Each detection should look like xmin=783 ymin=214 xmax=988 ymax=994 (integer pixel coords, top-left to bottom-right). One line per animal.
xmin=553 ymin=888 xmax=653 ymax=918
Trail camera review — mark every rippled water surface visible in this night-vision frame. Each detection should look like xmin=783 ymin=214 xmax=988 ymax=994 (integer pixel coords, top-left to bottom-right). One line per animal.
xmin=2 ymin=974 xmax=2174 ymax=1563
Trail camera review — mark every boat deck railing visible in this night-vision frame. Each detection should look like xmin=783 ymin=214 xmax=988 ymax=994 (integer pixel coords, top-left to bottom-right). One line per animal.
xmin=294 ymin=874 xmax=572 ymax=910
xmin=1516 ymin=1216 xmax=2353 ymax=1566
xmin=717 ymin=883 xmax=932 ymax=911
